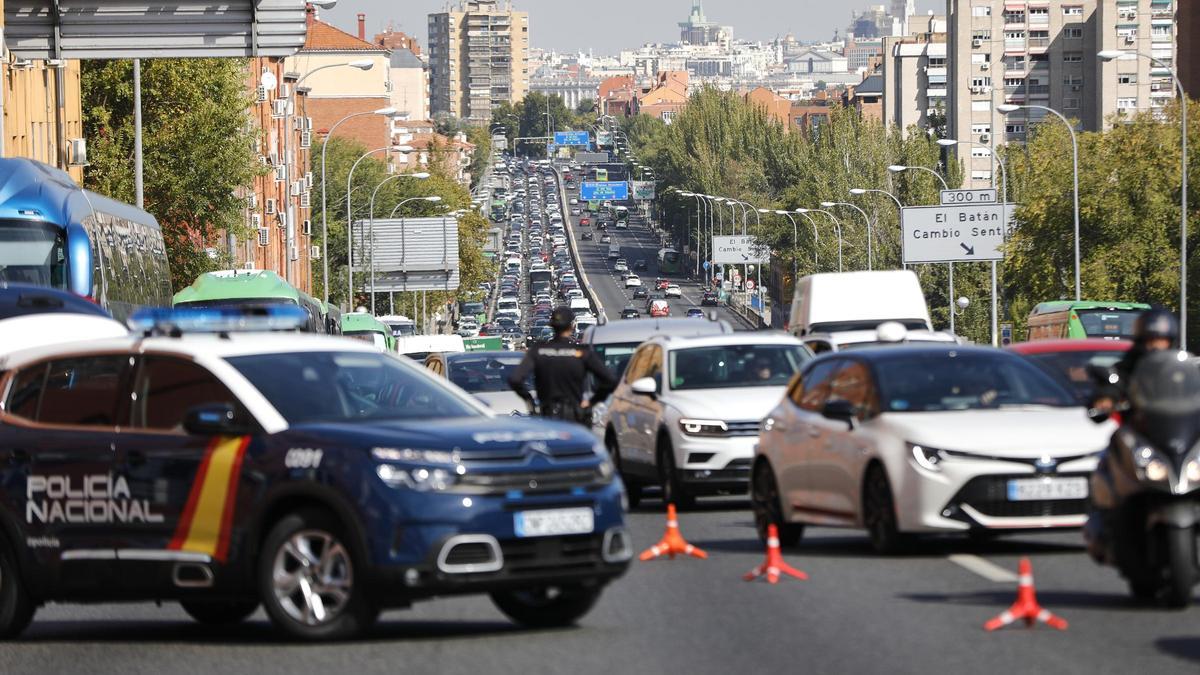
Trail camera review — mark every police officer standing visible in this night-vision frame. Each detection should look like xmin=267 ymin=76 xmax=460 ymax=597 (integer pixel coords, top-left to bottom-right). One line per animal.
xmin=509 ymin=307 xmax=617 ymax=426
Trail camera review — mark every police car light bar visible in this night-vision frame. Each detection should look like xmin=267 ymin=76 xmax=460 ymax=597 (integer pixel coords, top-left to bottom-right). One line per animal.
xmin=128 ymin=306 xmax=309 ymax=336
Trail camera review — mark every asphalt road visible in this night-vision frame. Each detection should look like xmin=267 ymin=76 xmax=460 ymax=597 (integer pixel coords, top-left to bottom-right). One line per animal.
xmin=5 ymin=503 xmax=1198 ymax=674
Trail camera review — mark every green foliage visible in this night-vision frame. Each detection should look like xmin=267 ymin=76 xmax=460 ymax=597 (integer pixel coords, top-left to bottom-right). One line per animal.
xmin=492 ymin=93 xmax=596 ymax=158
xmin=82 ymin=58 xmax=261 ymax=292
xmin=464 ymin=125 xmax=493 ymax=189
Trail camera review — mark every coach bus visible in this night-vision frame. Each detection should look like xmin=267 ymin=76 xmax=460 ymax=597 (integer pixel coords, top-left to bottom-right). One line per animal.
xmin=658 ymin=248 xmax=683 ymax=275
xmin=172 ymin=269 xmax=328 ymax=333
xmin=0 ymin=157 xmax=172 ymax=320
xmin=1027 ymin=301 xmax=1151 ymax=341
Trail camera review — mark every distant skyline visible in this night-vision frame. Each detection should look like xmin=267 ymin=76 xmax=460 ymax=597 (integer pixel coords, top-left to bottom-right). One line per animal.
xmin=323 ymin=0 xmax=944 ymax=54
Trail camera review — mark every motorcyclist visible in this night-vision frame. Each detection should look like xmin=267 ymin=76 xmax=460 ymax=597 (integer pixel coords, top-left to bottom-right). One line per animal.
xmin=1090 ymin=308 xmax=1180 ymax=416
xmin=508 ymin=306 xmax=617 ymax=426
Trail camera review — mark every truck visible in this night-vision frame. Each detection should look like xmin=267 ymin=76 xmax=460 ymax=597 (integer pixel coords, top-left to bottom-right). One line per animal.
xmin=788 ymin=270 xmax=933 ymax=337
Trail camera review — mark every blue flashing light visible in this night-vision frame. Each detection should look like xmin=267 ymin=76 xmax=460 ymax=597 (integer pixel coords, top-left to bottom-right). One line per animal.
xmin=128 ymin=305 xmax=309 ymax=335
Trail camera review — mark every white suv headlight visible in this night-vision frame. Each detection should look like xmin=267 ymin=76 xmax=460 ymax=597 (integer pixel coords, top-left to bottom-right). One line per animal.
xmin=679 ymin=418 xmax=727 ymax=436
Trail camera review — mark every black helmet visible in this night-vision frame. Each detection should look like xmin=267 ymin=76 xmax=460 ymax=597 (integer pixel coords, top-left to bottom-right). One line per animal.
xmin=550 ymin=306 xmax=575 ymax=332
xmin=1133 ymin=308 xmax=1180 ymax=348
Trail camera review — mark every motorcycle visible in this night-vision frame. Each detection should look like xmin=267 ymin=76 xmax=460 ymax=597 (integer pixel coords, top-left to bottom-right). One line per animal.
xmin=1085 ymin=350 xmax=1200 ymax=607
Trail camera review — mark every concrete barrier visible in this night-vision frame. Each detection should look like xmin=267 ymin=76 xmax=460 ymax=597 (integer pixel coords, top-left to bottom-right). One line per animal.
xmin=554 ymin=166 xmax=606 ymax=322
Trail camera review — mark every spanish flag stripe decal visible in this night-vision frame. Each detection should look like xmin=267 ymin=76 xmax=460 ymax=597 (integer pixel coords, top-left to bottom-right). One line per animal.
xmin=169 ymin=436 xmax=248 ymax=562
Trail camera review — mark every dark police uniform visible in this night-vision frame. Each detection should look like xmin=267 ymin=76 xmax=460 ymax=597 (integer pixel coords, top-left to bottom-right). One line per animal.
xmin=509 ymin=336 xmax=617 ymax=425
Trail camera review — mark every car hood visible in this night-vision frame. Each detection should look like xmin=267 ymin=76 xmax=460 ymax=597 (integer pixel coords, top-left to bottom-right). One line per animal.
xmin=875 ymin=408 xmax=1113 ymax=456
xmin=665 ymin=386 xmax=787 ymax=422
xmin=471 ymin=391 xmax=530 ymax=416
xmin=289 ymin=416 xmax=597 ymax=460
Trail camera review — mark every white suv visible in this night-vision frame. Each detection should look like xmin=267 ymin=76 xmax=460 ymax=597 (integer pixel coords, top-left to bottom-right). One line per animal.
xmin=603 ymin=333 xmax=810 ymax=508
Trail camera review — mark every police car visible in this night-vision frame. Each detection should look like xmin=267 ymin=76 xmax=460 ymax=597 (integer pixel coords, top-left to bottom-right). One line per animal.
xmin=0 ymin=308 xmax=631 ymax=640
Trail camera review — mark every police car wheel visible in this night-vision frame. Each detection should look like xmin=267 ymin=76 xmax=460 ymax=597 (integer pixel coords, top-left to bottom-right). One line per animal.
xmin=258 ymin=509 xmax=377 ymax=640
xmin=0 ymin=535 xmax=35 ymax=639
xmin=490 ymin=584 xmax=603 ymax=628
xmin=180 ymin=599 xmax=259 ymax=625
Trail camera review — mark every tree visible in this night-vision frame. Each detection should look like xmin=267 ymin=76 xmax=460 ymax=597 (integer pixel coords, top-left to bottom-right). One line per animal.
xmin=82 ymin=58 xmax=261 ymax=292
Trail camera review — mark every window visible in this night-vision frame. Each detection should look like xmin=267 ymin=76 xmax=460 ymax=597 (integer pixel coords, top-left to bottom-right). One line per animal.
xmin=1115 ymin=26 xmax=1136 ymax=39
xmin=928 ymin=57 xmax=946 ymax=67
xmin=1118 ymin=74 xmax=1138 ymax=85
xmin=1029 ymin=7 xmax=1049 ymax=19
xmin=971 ymin=77 xmax=992 ymax=88
xmin=829 ymin=361 xmax=878 ymax=419
xmin=972 ymin=6 xmax=991 ymax=17
xmin=1003 ymin=11 xmax=1025 ymax=24
xmin=1004 ymin=78 xmax=1024 ymax=87
xmin=971 ymin=100 xmax=992 ymax=112
xmin=37 ymin=356 xmax=130 ymax=427
xmin=1151 ymin=25 xmax=1172 ymax=40
xmin=0 ymin=220 xmax=69 ymax=289
xmin=793 ymin=360 xmax=840 ymax=411
xmin=668 ymin=344 xmax=808 ymax=391
xmin=1063 ymin=53 xmax=1083 ymax=63
xmin=972 ymin=30 xmax=991 ymax=41
xmin=1064 ymin=98 xmax=1080 ymax=109
xmin=1004 ymin=31 xmax=1026 ymax=40
xmin=1117 ymin=97 xmax=1138 ymax=110
xmin=1064 ymin=74 xmax=1084 ymax=85
xmin=1065 ymin=26 xmax=1084 ymax=39
xmin=6 ymin=364 xmax=47 ymax=420
xmin=133 ymin=357 xmax=240 ymax=431
xmin=971 ymin=147 xmax=992 ymax=158
xmin=972 ymin=170 xmax=994 ymax=181
xmin=1006 ymin=123 xmax=1026 ymax=134
xmin=1063 ymin=6 xmax=1084 ymax=16
xmin=971 ymin=123 xmax=992 ymax=135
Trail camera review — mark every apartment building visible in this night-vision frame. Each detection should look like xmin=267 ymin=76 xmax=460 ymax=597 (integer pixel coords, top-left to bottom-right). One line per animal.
xmin=949 ymin=0 xmax=1179 ymax=188
xmin=882 ymin=15 xmax=948 ymax=134
xmin=428 ymin=0 xmax=529 ymax=124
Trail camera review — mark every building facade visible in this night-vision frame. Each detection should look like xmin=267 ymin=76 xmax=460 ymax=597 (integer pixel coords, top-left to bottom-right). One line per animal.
xmin=882 ymin=16 xmax=948 ymax=134
xmin=428 ymin=0 xmax=529 ymax=124
xmin=948 ymin=0 xmax=1180 ymax=188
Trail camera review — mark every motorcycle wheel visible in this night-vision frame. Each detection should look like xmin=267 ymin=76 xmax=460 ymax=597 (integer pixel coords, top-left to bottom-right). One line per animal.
xmin=1162 ymin=527 xmax=1198 ymax=609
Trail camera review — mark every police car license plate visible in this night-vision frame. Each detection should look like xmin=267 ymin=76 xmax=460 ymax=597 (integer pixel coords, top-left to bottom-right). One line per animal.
xmin=514 ymin=508 xmax=594 ymax=538
xmin=1006 ymin=477 xmax=1088 ymax=501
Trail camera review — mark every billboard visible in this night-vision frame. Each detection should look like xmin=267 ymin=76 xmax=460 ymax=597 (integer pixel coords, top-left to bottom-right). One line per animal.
xmin=900 ymin=204 xmax=1015 ymax=264
xmin=712 ymin=235 xmax=769 ymax=265
xmin=632 ymin=181 xmax=656 ymax=201
xmin=355 ymin=216 xmax=460 ymax=292
xmin=580 ymin=181 xmax=629 ymax=201
xmin=596 ymin=131 xmax=614 ymax=146
xmin=554 ymin=130 xmax=590 ymax=146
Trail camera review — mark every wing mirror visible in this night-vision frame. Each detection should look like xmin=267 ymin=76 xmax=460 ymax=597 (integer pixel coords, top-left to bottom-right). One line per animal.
xmin=184 ymin=404 xmax=253 ymax=436
xmin=631 ymin=377 xmax=658 ymax=397
xmin=821 ymin=399 xmax=857 ymax=428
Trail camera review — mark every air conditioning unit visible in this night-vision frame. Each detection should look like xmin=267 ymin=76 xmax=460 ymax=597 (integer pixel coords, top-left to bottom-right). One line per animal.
xmin=258 ymin=155 xmax=269 ymax=166
xmin=272 ymin=99 xmax=288 ymax=118
xmin=972 ymin=39 xmax=983 ymax=48
xmin=980 ymin=62 xmax=990 ymax=70
xmin=243 ymin=261 xmax=256 ymax=270
xmin=258 ymin=227 xmax=271 ymax=247
xmin=301 ymin=219 xmax=312 ymax=236
xmin=290 ymin=180 xmax=302 ymax=196
xmin=268 ymin=151 xmax=279 ymax=166
xmin=970 ymin=86 xmax=981 ymax=94
xmin=265 ymin=198 xmax=277 ymax=215
xmin=1071 ymin=84 xmax=1081 ymax=91
xmin=300 ymin=192 xmax=311 ymax=209
xmin=310 ymin=246 xmax=321 ymax=260
xmin=255 ymin=85 xmax=268 ymax=103
xmin=304 ymin=172 xmax=314 ymax=189
xmin=274 ymin=164 xmax=287 ymax=182
xmin=251 ymin=214 xmax=262 ymax=228
xmin=290 ymin=246 xmax=300 ymax=262
xmin=279 ymin=83 xmax=291 ymax=99
xmin=1124 ymin=35 xmax=1135 ymax=44
xmin=247 ymin=194 xmax=258 ymax=209
xmin=303 ymin=117 xmax=313 ymax=131
xmin=980 ymin=133 xmax=990 ymax=143
xmin=300 ymin=131 xmax=312 ymax=148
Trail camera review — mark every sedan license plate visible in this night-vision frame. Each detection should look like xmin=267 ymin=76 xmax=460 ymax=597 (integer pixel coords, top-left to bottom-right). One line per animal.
xmin=514 ymin=507 xmax=594 ymax=538
xmin=1006 ymin=477 xmax=1088 ymax=501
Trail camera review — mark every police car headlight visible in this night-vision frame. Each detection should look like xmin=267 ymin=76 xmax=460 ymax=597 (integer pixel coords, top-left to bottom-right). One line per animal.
xmin=376 ymin=464 xmax=458 ymax=492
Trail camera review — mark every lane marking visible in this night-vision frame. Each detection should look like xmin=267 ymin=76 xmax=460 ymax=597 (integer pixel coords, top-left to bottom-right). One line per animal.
xmin=947 ymin=554 xmax=1018 ymax=583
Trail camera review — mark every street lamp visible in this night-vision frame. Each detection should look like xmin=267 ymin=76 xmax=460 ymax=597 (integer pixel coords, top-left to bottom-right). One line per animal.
xmin=821 ymin=201 xmax=873 ymax=270
xmin=778 ymin=210 xmax=820 ymax=270
xmin=998 ymin=102 xmax=1081 ymax=302
xmin=319 ymin=106 xmax=397 ymax=303
xmin=283 ymin=58 xmax=375 ymax=285
xmin=1099 ymin=49 xmax=1189 ymax=346
xmin=888 ymin=164 xmax=950 ymax=191
xmin=345 ymin=146 xmax=399 ymax=306
xmin=366 ymin=183 xmax=440 ymax=313
xmin=849 ymin=187 xmax=905 ymax=270
xmin=805 ymin=208 xmax=844 ymax=272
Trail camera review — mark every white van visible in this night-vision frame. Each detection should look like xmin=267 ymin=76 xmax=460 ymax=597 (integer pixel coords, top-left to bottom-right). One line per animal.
xmin=569 ymin=297 xmax=591 ymax=312
xmin=608 ymin=244 xmax=621 ymax=259
xmin=788 ymin=270 xmax=933 ymax=337
xmin=395 ymin=334 xmax=465 ymax=361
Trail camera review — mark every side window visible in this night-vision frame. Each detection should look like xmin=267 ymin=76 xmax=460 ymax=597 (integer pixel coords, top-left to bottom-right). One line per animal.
xmin=806 ymin=340 xmax=834 ymax=355
xmin=133 ymin=357 xmax=239 ymax=431
xmin=829 ymin=360 xmax=879 ymax=419
xmin=38 ymin=355 xmax=131 ymax=427
xmin=794 ymin=360 xmax=840 ymax=411
xmin=644 ymin=345 xmax=664 ymax=382
xmin=6 ymin=364 xmax=48 ymax=420
xmin=623 ymin=347 xmax=649 ymax=383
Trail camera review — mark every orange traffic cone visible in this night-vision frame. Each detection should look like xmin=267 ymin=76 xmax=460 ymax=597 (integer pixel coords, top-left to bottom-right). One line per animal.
xmin=639 ymin=504 xmax=707 ymax=561
xmin=743 ymin=524 xmax=808 ymax=584
xmin=983 ymin=558 xmax=1068 ymax=631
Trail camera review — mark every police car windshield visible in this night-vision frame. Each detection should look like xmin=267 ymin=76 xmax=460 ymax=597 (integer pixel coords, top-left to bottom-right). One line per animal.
xmin=228 ymin=352 xmax=481 ymax=424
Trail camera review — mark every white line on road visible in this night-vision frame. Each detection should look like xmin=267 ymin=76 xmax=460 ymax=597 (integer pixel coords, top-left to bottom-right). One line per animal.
xmin=947 ymin=554 xmax=1018 ymax=583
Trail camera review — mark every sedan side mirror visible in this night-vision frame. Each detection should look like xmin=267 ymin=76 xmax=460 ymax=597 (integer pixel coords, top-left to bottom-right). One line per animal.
xmin=183 ymin=403 xmax=252 ymax=436
xmin=631 ymin=377 xmax=658 ymax=397
xmin=822 ymin=399 xmax=857 ymax=428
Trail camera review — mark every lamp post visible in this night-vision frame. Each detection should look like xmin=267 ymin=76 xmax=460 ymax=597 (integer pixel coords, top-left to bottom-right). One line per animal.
xmin=807 ymin=208 xmax=844 ymax=272
xmin=367 ymin=182 xmax=440 ymax=314
xmin=1099 ymin=49 xmax=1189 ymax=346
xmin=887 ymin=164 xmax=960 ymax=331
xmin=284 ymin=58 xmax=374 ymax=286
xmin=998 ymin=103 xmax=1080 ymax=302
xmin=821 ymin=201 xmax=872 ymax=270
xmin=319 ymin=106 xmax=397 ymax=304
xmin=850 ymin=187 xmax=904 ymax=270
xmin=781 ymin=210 xmax=820 ymax=269
xmin=345 ymin=147 xmax=405 ymax=308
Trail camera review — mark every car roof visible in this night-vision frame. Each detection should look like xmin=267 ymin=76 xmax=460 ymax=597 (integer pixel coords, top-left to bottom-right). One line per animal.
xmin=812 ymin=343 xmax=1006 ymax=363
xmin=0 ymin=332 xmax=379 ymax=369
xmin=1007 ymin=338 xmax=1132 ymax=354
xmin=652 ymin=331 xmax=802 ymax=350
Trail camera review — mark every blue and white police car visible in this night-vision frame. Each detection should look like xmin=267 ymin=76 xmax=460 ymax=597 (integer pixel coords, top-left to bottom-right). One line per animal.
xmin=0 ymin=308 xmax=631 ymax=640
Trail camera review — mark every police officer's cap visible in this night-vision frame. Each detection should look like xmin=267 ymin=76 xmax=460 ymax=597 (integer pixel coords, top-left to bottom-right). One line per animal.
xmin=550 ymin=306 xmax=575 ymax=332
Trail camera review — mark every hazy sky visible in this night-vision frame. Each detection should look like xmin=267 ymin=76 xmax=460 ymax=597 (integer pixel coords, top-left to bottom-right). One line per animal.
xmin=323 ymin=1 xmax=945 ymax=54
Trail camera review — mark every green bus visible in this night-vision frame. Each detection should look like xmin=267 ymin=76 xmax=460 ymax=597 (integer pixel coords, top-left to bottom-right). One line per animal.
xmin=173 ymin=269 xmax=328 ymax=333
xmin=594 ymin=168 xmax=608 ymax=182
xmin=340 ymin=312 xmax=396 ymax=352
xmin=658 ymin=248 xmax=683 ymax=275
xmin=1027 ymin=301 xmax=1151 ymax=341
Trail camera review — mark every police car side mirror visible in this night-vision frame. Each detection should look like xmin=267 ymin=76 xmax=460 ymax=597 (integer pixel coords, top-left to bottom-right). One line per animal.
xmin=631 ymin=377 xmax=658 ymax=398
xmin=184 ymin=403 xmax=249 ymax=436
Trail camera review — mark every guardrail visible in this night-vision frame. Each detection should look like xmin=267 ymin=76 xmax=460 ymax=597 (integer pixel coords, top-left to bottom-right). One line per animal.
xmin=554 ymin=165 xmax=606 ymax=322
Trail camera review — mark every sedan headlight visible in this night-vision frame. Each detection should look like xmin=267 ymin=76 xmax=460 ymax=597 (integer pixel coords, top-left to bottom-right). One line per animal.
xmin=908 ymin=442 xmax=946 ymax=472
xmin=679 ymin=418 xmax=727 ymax=436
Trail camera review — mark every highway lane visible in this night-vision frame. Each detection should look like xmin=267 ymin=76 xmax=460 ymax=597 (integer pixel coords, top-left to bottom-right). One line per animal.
xmin=5 ymin=508 xmax=1197 ymax=674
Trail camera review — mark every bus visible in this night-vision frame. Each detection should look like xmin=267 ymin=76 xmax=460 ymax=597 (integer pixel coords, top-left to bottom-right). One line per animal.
xmin=1027 ymin=301 xmax=1151 ymax=341
xmin=612 ymin=205 xmax=629 ymax=228
xmin=0 ymin=157 xmax=172 ymax=321
xmin=340 ymin=311 xmax=396 ymax=352
xmin=658 ymin=248 xmax=683 ymax=275
xmin=594 ymin=168 xmax=609 ymax=182
xmin=172 ymin=269 xmax=327 ymax=333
